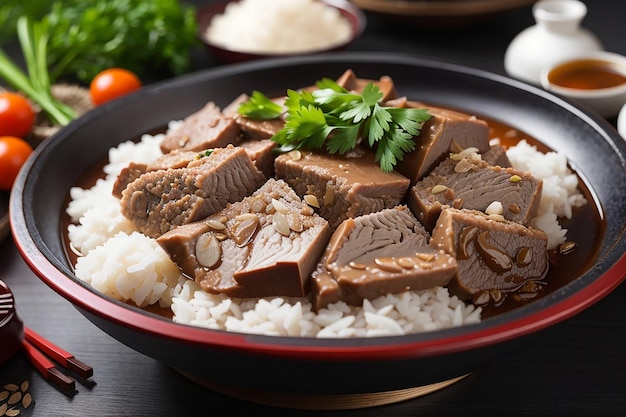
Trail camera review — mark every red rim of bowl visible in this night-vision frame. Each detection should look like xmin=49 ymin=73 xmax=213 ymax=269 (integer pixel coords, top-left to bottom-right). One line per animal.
xmin=11 ymin=235 xmax=626 ymax=359
xmin=196 ymin=0 xmax=367 ymax=63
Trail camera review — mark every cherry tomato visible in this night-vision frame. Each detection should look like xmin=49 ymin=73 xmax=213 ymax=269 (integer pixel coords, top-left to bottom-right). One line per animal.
xmin=0 ymin=136 xmax=33 ymax=191
xmin=89 ymin=68 xmax=142 ymax=106
xmin=0 ymin=92 xmax=36 ymax=138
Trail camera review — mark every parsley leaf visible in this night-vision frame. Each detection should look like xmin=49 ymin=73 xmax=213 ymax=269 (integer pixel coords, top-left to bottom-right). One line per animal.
xmin=237 ymin=90 xmax=284 ymax=119
xmin=239 ymin=77 xmax=432 ymax=173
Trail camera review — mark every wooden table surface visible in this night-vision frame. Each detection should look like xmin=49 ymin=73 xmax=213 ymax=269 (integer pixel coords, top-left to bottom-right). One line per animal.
xmin=2 ymin=1 xmax=626 ymax=415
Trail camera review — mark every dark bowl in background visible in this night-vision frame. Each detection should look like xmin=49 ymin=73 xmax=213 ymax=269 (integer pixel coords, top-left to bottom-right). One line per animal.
xmin=196 ymin=0 xmax=366 ymax=63
xmin=9 ymin=52 xmax=626 ymax=410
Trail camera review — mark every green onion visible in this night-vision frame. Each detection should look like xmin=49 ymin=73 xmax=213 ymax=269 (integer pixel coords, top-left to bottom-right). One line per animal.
xmin=0 ymin=16 xmax=76 ymax=126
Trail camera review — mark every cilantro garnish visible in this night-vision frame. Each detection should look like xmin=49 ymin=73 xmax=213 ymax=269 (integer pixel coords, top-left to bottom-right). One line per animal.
xmin=237 ymin=90 xmax=284 ymax=119
xmin=238 ymin=77 xmax=432 ymax=173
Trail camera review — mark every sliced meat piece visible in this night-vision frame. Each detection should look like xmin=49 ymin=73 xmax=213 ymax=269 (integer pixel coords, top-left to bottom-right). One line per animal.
xmin=112 ymin=162 xmax=148 ymax=198
xmin=335 ymin=69 xmax=398 ymax=102
xmin=146 ymin=149 xmax=199 ymax=171
xmin=223 ymin=93 xmax=286 ymax=140
xmin=159 ymin=101 xmax=243 ymax=154
xmin=482 ymin=144 xmax=512 ymax=168
xmin=408 ymin=148 xmax=542 ymax=231
xmin=274 ymin=146 xmax=411 ymax=230
xmin=395 ymin=104 xmax=490 ymax=185
xmin=240 ymin=139 xmax=276 ymax=178
xmin=120 ymin=145 xmax=266 ymax=238
xmin=156 ymin=178 xmax=331 ymax=298
xmin=114 ymin=143 xmax=274 ymax=199
xmin=310 ymin=206 xmax=457 ymax=310
xmin=431 ymin=207 xmax=548 ymax=304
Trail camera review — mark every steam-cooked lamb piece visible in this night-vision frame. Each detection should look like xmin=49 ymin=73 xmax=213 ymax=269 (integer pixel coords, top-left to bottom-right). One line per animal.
xmin=159 ymin=101 xmax=243 ymax=154
xmin=120 ymin=145 xmax=266 ymax=238
xmin=223 ymin=93 xmax=286 ymax=140
xmin=408 ymin=148 xmax=542 ymax=231
xmin=274 ymin=146 xmax=411 ymax=230
xmin=112 ymin=150 xmax=200 ymax=198
xmin=310 ymin=206 xmax=457 ymax=311
xmin=430 ymin=207 xmax=549 ymax=305
xmin=394 ymin=105 xmax=490 ymax=185
xmin=156 ymin=178 xmax=331 ymax=298
xmin=239 ymin=139 xmax=276 ymax=178
xmin=335 ymin=69 xmax=398 ymax=102
xmin=482 ymin=144 xmax=512 ymax=168
xmin=113 ymin=141 xmax=276 ymax=198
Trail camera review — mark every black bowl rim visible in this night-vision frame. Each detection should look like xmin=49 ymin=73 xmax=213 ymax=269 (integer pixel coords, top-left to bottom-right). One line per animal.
xmin=9 ymin=52 xmax=626 ymax=361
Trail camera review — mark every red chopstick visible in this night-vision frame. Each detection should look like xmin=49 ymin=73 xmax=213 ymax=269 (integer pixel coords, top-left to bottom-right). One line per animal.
xmin=22 ymin=339 xmax=76 ymax=392
xmin=24 ymin=327 xmax=93 ymax=379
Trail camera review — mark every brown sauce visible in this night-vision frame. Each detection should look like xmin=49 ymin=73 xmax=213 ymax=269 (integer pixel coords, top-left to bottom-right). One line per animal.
xmin=547 ymin=58 xmax=626 ymax=90
xmin=60 ymin=111 xmax=606 ymax=322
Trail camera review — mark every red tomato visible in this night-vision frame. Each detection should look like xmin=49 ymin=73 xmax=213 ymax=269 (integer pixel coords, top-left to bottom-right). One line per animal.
xmin=0 ymin=92 xmax=36 ymax=138
xmin=0 ymin=136 xmax=33 ymax=191
xmin=89 ymin=68 xmax=142 ymax=106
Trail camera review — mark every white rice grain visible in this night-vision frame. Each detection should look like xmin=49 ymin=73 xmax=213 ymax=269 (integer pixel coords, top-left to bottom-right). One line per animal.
xmin=205 ymin=0 xmax=352 ymax=54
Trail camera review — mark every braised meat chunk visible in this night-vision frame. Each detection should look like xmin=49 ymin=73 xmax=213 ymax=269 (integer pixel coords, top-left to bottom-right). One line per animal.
xmin=408 ymin=147 xmax=542 ymax=231
xmin=431 ymin=207 xmax=549 ymax=305
xmin=311 ymin=206 xmax=457 ymax=311
xmin=274 ymin=146 xmax=411 ymax=230
xmin=240 ymin=138 xmax=277 ymax=178
xmin=335 ymin=69 xmax=398 ymax=102
xmin=157 ymin=178 xmax=331 ymax=298
xmin=395 ymin=105 xmax=491 ymax=185
xmin=223 ymin=93 xmax=286 ymax=140
xmin=160 ymin=101 xmax=243 ymax=154
xmin=120 ymin=145 xmax=266 ymax=238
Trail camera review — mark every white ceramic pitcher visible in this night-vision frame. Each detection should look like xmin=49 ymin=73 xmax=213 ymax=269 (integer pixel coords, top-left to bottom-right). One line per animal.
xmin=504 ymin=0 xmax=603 ymax=85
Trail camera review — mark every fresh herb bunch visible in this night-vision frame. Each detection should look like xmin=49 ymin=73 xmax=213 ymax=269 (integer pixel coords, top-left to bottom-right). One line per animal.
xmin=239 ymin=78 xmax=432 ymax=173
xmin=0 ymin=0 xmax=198 ymax=83
xmin=0 ymin=17 xmax=75 ymax=126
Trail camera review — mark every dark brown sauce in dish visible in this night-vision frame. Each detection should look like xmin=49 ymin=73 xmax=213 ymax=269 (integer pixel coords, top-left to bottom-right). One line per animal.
xmin=60 ymin=113 xmax=605 ymax=322
xmin=547 ymin=59 xmax=626 ymax=90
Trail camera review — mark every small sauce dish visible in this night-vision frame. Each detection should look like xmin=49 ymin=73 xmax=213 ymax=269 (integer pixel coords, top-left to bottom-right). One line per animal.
xmin=540 ymin=51 xmax=626 ymax=118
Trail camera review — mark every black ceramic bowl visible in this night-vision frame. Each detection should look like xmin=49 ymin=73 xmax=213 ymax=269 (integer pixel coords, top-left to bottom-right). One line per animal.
xmin=197 ymin=0 xmax=366 ymax=63
xmin=9 ymin=53 xmax=626 ymax=410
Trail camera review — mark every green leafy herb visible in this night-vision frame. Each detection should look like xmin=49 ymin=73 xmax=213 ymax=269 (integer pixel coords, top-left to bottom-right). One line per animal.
xmin=239 ymin=78 xmax=431 ymax=173
xmin=237 ymin=91 xmax=283 ymax=119
xmin=0 ymin=0 xmax=198 ymax=83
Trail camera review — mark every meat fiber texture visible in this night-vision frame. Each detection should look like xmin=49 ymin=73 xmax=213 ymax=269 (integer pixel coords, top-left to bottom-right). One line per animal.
xmin=394 ymin=105 xmax=491 ymax=184
xmin=157 ymin=178 xmax=331 ymax=298
xmin=408 ymin=147 xmax=542 ymax=231
xmin=274 ymin=146 xmax=411 ymax=231
xmin=120 ymin=145 xmax=267 ymax=238
xmin=311 ymin=206 xmax=457 ymax=310
xmin=431 ymin=207 xmax=549 ymax=301
xmin=159 ymin=101 xmax=242 ymax=153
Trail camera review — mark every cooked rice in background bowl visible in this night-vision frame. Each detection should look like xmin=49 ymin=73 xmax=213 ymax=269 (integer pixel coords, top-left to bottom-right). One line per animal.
xmin=197 ymin=0 xmax=366 ymax=63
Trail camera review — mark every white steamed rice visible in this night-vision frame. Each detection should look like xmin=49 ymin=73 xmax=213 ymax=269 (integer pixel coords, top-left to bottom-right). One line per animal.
xmin=67 ymin=126 xmax=586 ymax=338
xmin=205 ymin=0 xmax=353 ymax=54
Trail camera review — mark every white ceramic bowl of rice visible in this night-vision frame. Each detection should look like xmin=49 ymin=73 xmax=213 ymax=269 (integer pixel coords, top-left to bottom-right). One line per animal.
xmin=9 ymin=53 xmax=626 ymax=410
xmin=197 ymin=0 xmax=366 ymax=63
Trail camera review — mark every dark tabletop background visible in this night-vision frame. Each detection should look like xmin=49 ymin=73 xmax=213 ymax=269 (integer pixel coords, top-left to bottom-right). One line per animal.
xmin=2 ymin=1 xmax=626 ymax=415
